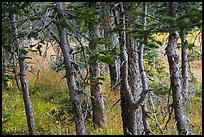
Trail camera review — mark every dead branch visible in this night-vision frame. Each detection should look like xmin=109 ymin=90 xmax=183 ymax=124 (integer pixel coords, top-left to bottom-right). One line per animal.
xmin=111 ymin=98 xmax=121 ymax=109
xmin=147 ymin=91 xmax=164 ymax=135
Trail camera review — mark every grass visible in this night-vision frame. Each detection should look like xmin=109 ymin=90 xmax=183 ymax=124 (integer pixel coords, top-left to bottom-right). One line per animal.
xmin=2 ymin=70 xmax=202 ymax=135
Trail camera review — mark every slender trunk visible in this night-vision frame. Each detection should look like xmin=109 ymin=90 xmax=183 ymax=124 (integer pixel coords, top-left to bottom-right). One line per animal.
xmin=166 ymin=2 xmax=189 ymax=135
xmin=13 ymin=55 xmax=21 ymax=91
xmin=9 ymin=3 xmax=36 ymax=135
xmin=109 ymin=62 xmax=117 ymax=87
xmin=102 ymin=3 xmax=117 ymax=88
xmin=138 ymin=2 xmax=152 ymax=135
xmin=2 ymin=47 xmax=6 ymax=82
xmin=179 ymin=2 xmax=189 ymax=95
xmin=56 ymin=2 xmax=85 ymax=135
xmin=119 ymin=3 xmax=144 ymax=135
xmin=181 ymin=31 xmax=189 ymax=96
xmin=88 ymin=2 xmax=107 ymax=128
xmin=111 ymin=3 xmax=121 ymax=88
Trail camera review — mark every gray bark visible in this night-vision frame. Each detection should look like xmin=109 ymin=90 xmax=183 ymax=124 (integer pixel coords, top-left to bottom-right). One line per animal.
xmin=55 ymin=2 xmax=85 ymax=135
xmin=102 ymin=3 xmax=117 ymax=88
xmin=138 ymin=2 xmax=152 ymax=135
xmin=119 ymin=3 xmax=145 ymax=135
xmin=115 ymin=59 xmax=121 ymax=84
xmin=2 ymin=47 xmax=6 ymax=82
xmin=9 ymin=3 xmax=36 ymax=135
xmin=181 ymin=34 xmax=188 ymax=95
xmin=13 ymin=55 xmax=21 ymax=91
xmin=179 ymin=2 xmax=189 ymax=95
xmin=166 ymin=2 xmax=189 ymax=135
xmin=88 ymin=2 xmax=108 ymax=128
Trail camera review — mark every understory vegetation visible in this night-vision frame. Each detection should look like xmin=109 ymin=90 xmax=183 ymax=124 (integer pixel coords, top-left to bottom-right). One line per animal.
xmin=2 ymin=69 xmax=202 ymax=135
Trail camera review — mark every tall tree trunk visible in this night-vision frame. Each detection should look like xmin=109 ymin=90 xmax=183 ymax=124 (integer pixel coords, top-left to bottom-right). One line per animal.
xmin=119 ymin=3 xmax=144 ymax=135
xmin=2 ymin=47 xmax=6 ymax=82
xmin=181 ymin=33 xmax=188 ymax=93
xmin=166 ymin=2 xmax=190 ymax=135
xmin=102 ymin=3 xmax=117 ymax=88
xmin=55 ymin=2 xmax=85 ymax=135
xmin=13 ymin=55 xmax=21 ymax=91
xmin=138 ymin=2 xmax=152 ymax=135
xmin=9 ymin=3 xmax=36 ymax=135
xmin=179 ymin=2 xmax=189 ymax=96
xmin=181 ymin=30 xmax=189 ymax=98
xmin=88 ymin=2 xmax=108 ymax=128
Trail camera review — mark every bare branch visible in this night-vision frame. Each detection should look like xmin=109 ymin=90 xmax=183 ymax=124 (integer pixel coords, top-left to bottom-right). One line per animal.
xmin=131 ymin=89 xmax=152 ymax=110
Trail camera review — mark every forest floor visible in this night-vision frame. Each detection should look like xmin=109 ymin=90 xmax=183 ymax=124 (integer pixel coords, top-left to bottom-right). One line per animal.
xmin=2 ymin=69 xmax=202 ymax=135
xmin=2 ymin=31 xmax=202 ymax=135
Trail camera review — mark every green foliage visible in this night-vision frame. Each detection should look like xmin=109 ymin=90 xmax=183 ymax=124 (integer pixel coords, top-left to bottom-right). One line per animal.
xmin=2 ymin=89 xmax=28 ymax=135
xmin=177 ymin=41 xmax=195 ymax=49
xmin=2 ymin=113 xmax=11 ymax=135
xmin=30 ymin=16 xmax=41 ymax=22
xmin=67 ymin=3 xmax=102 ymax=28
xmin=2 ymin=76 xmax=14 ymax=90
xmin=90 ymin=76 xmax=105 ymax=85
xmin=50 ymin=93 xmax=72 ymax=122
xmin=20 ymin=48 xmax=29 ymax=55
xmin=159 ymin=16 xmax=176 ymax=26
xmin=88 ymin=41 xmax=119 ymax=66
xmin=195 ymin=84 xmax=202 ymax=96
xmin=57 ymin=19 xmax=74 ymax=32
xmin=108 ymin=27 xmax=124 ymax=33
xmin=50 ymin=56 xmax=65 ymax=72
xmin=188 ymin=50 xmax=201 ymax=61
xmin=95 ymin=54 xmax=114 ymax=66
xmin=150 ymin=80 xmax=170 ymax=95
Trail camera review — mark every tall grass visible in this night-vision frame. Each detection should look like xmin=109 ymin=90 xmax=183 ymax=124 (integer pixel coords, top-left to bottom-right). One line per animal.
xmin=2 ymin=70 xmax=202 ymax=135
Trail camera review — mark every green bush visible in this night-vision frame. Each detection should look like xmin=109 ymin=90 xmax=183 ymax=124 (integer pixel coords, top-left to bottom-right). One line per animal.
xmin=150 ymin=80 xmax=170 ymax=95
xmin=195 ymin=84 xmax=202 ymax=96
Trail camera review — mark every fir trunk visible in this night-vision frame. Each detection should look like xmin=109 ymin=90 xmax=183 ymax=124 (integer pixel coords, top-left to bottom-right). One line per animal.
xmin=139 ymin=2 xmax=152 ymax=135
xmin=88 ymin=2 xmax=107 ymax=128
xmin=179 ymin=2 xmax=189 ymax=95
xmin=166 ymin=2 xmax=189 ymax=135
xmin=13 ymin=55 xmax=21 ymax=91
xmin=2 ymin=47 xmax=6 ymax=82
xmin=181 ymin=34 xmax=188 ymax=94
xmin=102 ymin=3 xmax=117 ymax=88
xmin=56 ymin=2 xmax=85 ymax=135
xmin=9 ymin=3 xmax=36 ymax=135
xmin=119 ymin=3 xmax=144 ymax=135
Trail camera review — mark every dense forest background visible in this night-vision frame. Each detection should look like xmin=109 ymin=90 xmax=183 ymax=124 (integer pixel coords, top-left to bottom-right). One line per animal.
xmin=2 ymin=2 xmax=202 ymax=135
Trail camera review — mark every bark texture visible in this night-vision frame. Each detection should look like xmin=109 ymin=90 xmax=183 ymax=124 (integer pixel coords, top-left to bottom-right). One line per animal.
xmin=179 ymin=2 xmax=189 ymax=95
xmin=139 ymin=2 xmax=152 ymax=135
xmin=181 ymin=33 xmax=188 ymax=94
xmin=56 ymin=2 xmax=85 ymax=135
xmin=119 ymin=3 xmax=144 ymax=135
xmin=2 ymin=47 xmax=6 ymax=82
xmin=13 ymin=55 xmax=21 ymax=91
xmin=166 ymin=2 xmax=189 ymax=135
xmin=9 ymin=3 xmax=36 ymax=135
xmin=88 ymin=2 xmax=108 ymax=128
xmin=102 ymin=3 xmax=117 ymax=88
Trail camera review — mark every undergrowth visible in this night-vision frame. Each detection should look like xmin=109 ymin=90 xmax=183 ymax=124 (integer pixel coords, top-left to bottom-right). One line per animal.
xmin=2 ymin=68 xmax=202 ymax=135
